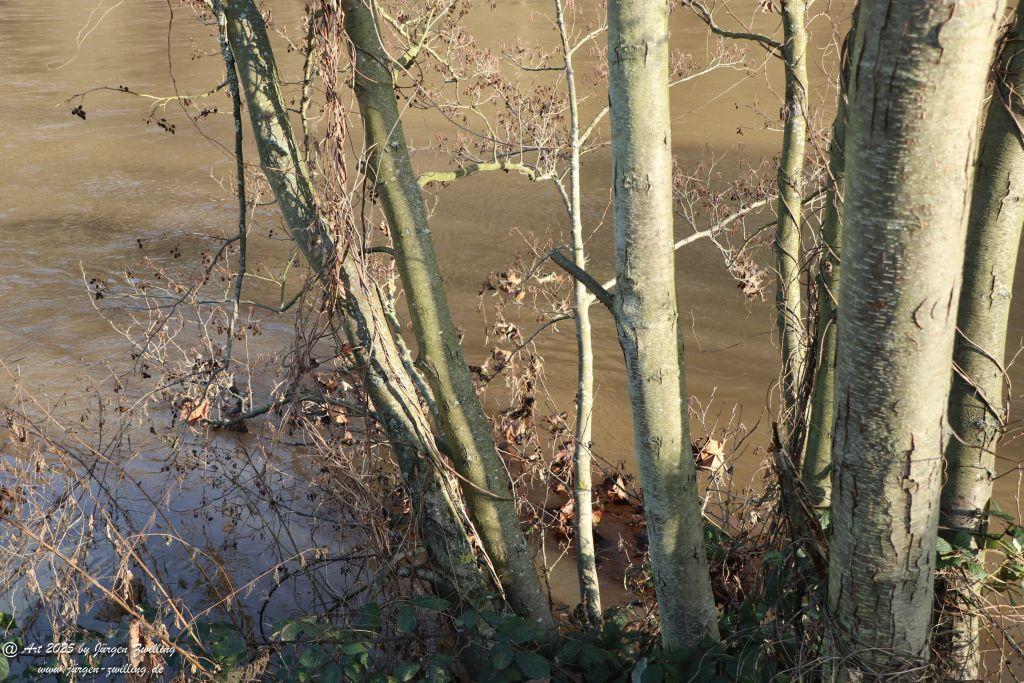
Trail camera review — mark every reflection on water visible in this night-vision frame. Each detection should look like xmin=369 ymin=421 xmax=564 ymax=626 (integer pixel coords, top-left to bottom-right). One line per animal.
xmin=2 ymin=0 xmax=1023 ymax=628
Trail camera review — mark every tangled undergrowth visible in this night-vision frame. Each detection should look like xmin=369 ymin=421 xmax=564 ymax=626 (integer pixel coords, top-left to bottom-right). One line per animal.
xmin=1 ymin=216 xmax=1023 ymax=681
xmin=0 ymin=215 xmax=825 ymax=682
xmin=3 ymin=1 xmax=1024 ymax=678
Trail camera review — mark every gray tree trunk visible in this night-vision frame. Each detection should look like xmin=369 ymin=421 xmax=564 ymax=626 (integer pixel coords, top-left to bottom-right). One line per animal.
xmin=938 ymin=9 xmax=1024 ymax=680
xmin=221 ymin=0 xmax=492 ymax=613
xmin=775 ymin=0 xmax=809 ymax=420
xmin=554 ymin=0 xmax=602 ymax=628
xmin=607 ymin=0 xmax=719 ymax=650
xmin=802 ymin=14 xmax=856 ymax=509
xmin=827 ymin=0 xmax=1004 ymax=677
xmin=340 ymin=0 xmax=553 ymax=629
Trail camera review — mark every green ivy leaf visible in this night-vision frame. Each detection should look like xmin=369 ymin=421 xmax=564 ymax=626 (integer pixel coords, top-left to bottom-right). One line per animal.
xmin=278 ymin=617 xmax=327 ymax=642
xmin=493 ymin=644 xmax=514 ymax=671
xmin=557 ymin=639 xmax=582 ymax=664
xmin=298 ymin=646 xmax=325 ymax=670
xmin=357 ymin=602 xmax=382 ymax=630
xmin=510 ymin=622 xmax=539 ymax=645
xmin=197 ymin=622 xmax=247 ymax=666
xmin=338 ymin=641 xmax=369 ymax=656
xmin=394 ymin=662 xmax=421 ymax=681
xmin=321 ymin=668 xmax=343 ymax=683
xmin=412 ymin=595 xmax=450 ymax=612
xmin=952 ymin=531 xmax=976 ymax=551
xmin=580 ymin=643 xmax=609 ymax=669
xmin=515 ymin=651 xmax=550 ymax=679
xmin=424 ymin=668 xmax=450 ymax=683
xmin=456 ymin=610 xmax=479 ymax=631
xmin=990 ymin=503 xmax=1016 ymax=523
xmin=967 ymin=560 xmax=988 ymax=581
xmin=396 ymin=605 xmax=418 ymax=635
xmin=425 ymin=657 xmax=454 ymax=683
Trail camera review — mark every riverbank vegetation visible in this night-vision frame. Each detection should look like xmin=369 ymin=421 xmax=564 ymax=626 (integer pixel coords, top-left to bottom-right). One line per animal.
xmin=3 ymin=0 xmax=1024 ymax=680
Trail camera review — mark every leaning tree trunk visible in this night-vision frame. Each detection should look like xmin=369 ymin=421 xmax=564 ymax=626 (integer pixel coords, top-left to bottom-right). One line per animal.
xmin=220 ymin=0 xmax=492 ymax=613
xmin=555 ymin=0 xmax=602 ymax=628
xmin=607 ymin=0 xmax=719 ymax=650
xmin=775 ymin=0 xmax=809 ymax=421
xmin=802 ymin=13 xmax=856 ymax=509
xmin=827 ymin=0 xmax=1004 ymax=678
xmin=340 ymin=0 xmax=553 ymax=629
xmin=938 ymin=10 xmax=1024 ymax=680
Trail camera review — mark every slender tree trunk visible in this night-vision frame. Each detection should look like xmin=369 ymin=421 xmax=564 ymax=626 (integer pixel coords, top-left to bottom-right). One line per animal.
xmin=340 ymin=0 xmax=553 ymax=629
xmin=938 ymin=10 xmax=1024 ymax=680
xmin=221 ymin=0 xmax=492 ymax=612
xmin=802 ymin=14 xmax=856 ymax=509
xmin=607 ymin=0 xmax=719 ymax=650
xmin=827 ymin=0 xmax=1004 ymax=677
xmin=555 ymin=0 xmax=602 ymax=628
xmin=345 ymin=279 xmax=495 ymax=613
xmin=775 ymin=0 xmax=809 ymax=419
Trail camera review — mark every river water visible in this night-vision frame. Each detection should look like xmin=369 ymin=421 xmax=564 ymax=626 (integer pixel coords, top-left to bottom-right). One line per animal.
xmin=2 ymin=0 xmax=1023 ymax=630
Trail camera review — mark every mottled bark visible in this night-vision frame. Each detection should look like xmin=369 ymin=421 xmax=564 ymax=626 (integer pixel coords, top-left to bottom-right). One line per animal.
xmin=827 ymin=0 xmax=1004 ymax=677
xmin=607 ymin=0 xmax=719 ymax=650
xmin=340 ymin=0 xmax=553 ymax=629
xmin=938 ymin=10 xmax=1024 ymax=680
xmin=802 ymin=14 xmax=856 ymax=509
xmin=775 ymin=0 xmax=809 ymax=419
xmin=221 ymin=0 xmax=491 ymax=612
xmin=555 ymin=0 xmax=602 ymax=628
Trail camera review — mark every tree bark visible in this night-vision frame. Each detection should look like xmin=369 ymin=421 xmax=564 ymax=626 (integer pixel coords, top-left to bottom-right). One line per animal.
xmin=221 ymin=0 xmax=492 ymax=612
xmin=827 ymin=0 xmax=1004 ymax=677
xmin=555 ymin=0 xmax=602 ymax=628
xmin=775 ymin=0 xmax=809 ymax=420
xmin=938 ymin=9 xmax=1024 ymax=680
xmin=340 ymin=0 xmax=553 ymax=629
xmin=607 ymin=0 xmax=719 ymax=650
xmin=802 ymin=14 xmax=855 ymax=509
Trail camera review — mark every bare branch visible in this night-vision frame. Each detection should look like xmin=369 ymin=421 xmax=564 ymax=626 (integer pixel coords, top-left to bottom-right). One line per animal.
xmin=681 ymin=0 xmax=783 ymax=53
xmin=548 ymin=250 xmax=614 ymax=312
xmin=418 ymin=160 xmax=556 ymax=186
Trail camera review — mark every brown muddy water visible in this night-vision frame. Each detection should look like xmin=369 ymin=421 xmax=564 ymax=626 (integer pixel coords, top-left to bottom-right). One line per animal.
xmin=3 ymin=0 xmax=1024 ymax=632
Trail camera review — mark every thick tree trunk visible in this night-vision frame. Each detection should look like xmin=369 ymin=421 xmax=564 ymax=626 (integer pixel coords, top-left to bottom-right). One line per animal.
xmin=775 ymin=0 xmax=809 ymax=419
xmin=340 ymin=0 xmax=553 ymax=629
xmin=607 ymin=0 xmax=719 ymax=650
xmin=802 ymin=15 xmax=855 ymax=509
xmin=938 ymin=10 xmax=1024 ymax=680
xmin=827 ymin=0 xmax=1004 ymax=677
xmin=221 ymin=0 xmax=491 ymax=612
xmin=555 ymin=0 xmax=602 ymax=628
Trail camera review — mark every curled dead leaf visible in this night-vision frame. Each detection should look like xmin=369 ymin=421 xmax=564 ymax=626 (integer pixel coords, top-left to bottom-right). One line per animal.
xmin=597 ymin=474 xmax=632 ymax=504
xmin=180 ymin=398 xmax=211 ymax=424
xmin=693 ymin=438 xmax=730 ymax=476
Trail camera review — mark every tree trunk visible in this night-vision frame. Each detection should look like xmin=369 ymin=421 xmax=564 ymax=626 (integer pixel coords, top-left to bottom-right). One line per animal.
xmin=827 ymin=0 xmax=1004 ymax=677
xmin=938 ymin=9 xmax=1024 ymax=680
xmin=221 ymin=0 xmax=492 ymax=612
xmin=340 ymin=0 xmax=553 ymax=629
xmin=775 ymin=0 xmax=809 ymax=420
xmin=607 ymin=0 xmax=719 ymax=650
xmin=802 ymin=14 xmax=855 ymax=509
xmin=555 ymin=0 xmax=602 ymax=628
